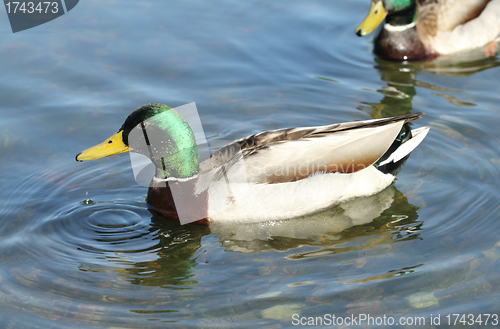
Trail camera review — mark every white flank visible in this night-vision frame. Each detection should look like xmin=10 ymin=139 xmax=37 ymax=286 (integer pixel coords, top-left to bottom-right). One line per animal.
xmin=207 ymin=165 xmax=394 ymax=223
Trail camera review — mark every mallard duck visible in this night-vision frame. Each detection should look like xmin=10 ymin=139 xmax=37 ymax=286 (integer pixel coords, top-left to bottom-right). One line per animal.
xmin=355 ymin=0 xmax=500 ymax=61
xmin=76 ymin=103 xmax=429 ymax=225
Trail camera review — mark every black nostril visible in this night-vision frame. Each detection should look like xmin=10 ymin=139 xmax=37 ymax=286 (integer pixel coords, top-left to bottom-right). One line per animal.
xmin=356 ymin=29 xmax=362 ymax=37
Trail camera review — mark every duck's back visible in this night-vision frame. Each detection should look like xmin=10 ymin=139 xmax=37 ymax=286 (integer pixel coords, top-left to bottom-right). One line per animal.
xmin=417 ymin=0 xmax=500 ymax=54
xmin=438 ymin=0 xmax=490 ymax=32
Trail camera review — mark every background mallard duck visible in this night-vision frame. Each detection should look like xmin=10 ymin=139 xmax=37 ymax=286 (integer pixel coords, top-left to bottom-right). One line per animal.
xmin=356 ymin=0 xmax=500 ymax=61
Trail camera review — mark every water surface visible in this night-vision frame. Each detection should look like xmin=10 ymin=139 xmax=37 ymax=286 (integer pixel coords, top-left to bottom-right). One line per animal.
xmin=1 ymin=0 xmax=500 ymax=328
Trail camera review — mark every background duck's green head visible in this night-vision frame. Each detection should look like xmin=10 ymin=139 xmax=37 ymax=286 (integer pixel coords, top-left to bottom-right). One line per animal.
xmin=76 ymin=103 xmax=200 ymax=179
xmin=356 ymin=0 xmax=415 ymax=36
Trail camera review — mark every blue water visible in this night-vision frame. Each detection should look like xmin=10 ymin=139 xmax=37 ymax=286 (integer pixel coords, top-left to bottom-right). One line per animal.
xmin=0 ymin=0 xmax=499 ymax=328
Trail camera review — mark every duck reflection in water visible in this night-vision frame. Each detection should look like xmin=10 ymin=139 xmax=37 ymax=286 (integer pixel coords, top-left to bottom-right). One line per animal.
xmin=117 ymin=185 xmax=420 ymax=290
xmin=359 ymin=53 xmax=500 ymax=120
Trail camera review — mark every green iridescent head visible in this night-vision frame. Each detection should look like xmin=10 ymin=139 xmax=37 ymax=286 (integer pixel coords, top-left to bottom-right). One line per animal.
xmin=76 ymin=103 xmax=200 ymax=179
xmin=356 ymin=0 xmax=416 ymax=36
xmin=383 ymin=0 xmax=414 ymax=13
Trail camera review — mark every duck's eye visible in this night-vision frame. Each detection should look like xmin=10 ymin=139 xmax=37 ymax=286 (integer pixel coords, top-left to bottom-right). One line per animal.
xmin=108 ymin=140 xmax=113 ymax=144
xmin=140 ymin=122 xmax=149 ymax=129
xmin=374 ymin=9 xmax=378 ymax=14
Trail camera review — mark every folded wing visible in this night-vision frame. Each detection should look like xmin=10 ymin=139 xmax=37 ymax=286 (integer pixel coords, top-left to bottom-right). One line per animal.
xmin=200 ymin=113 xmax=422 ymax=185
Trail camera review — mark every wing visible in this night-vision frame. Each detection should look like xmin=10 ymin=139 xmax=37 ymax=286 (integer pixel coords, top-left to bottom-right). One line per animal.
xmin=436 ymin=0 xmax=491 ymax=33
xmin=417 ymin=0 xmax=500 ymax=55
xmin=199 ymin=113 xmax=423 ymax=184
xmin=418 ymin=0 xmax=500 ymax=54
xmin=417 ymin=0 xmax=491 ymax=36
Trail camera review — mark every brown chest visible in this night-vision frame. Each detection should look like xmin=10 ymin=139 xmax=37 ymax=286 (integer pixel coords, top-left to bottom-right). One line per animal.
xmin=147 ymin=178 xmax=210 ymax=225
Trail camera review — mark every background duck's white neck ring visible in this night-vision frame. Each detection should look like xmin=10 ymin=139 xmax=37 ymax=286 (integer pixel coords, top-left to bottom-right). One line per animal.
xmin=384 ymin=22 xmax=416 ymax=32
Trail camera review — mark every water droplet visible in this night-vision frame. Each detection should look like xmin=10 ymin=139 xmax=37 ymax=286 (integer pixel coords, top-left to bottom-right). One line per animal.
xmin=81 ymin=199 xmax=95 ymax=205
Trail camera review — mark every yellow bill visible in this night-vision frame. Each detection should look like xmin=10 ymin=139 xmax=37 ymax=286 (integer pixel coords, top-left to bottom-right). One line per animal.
xmin=76 ymin=130 xmax=129 ymax=161
xmin=355 ymin=1 xmax=387 ymax=36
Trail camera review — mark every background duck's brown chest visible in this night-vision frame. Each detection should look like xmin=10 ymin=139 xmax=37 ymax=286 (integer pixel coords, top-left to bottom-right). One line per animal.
xmin=374 ymin=27 xmax=435 ymax=61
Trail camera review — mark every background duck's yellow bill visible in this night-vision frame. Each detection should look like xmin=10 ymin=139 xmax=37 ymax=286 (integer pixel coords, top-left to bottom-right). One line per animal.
xmin=76 ymin=130 xmax=129 ymax=161
xmin=355 ymin=1 xmax=387 ymax=36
